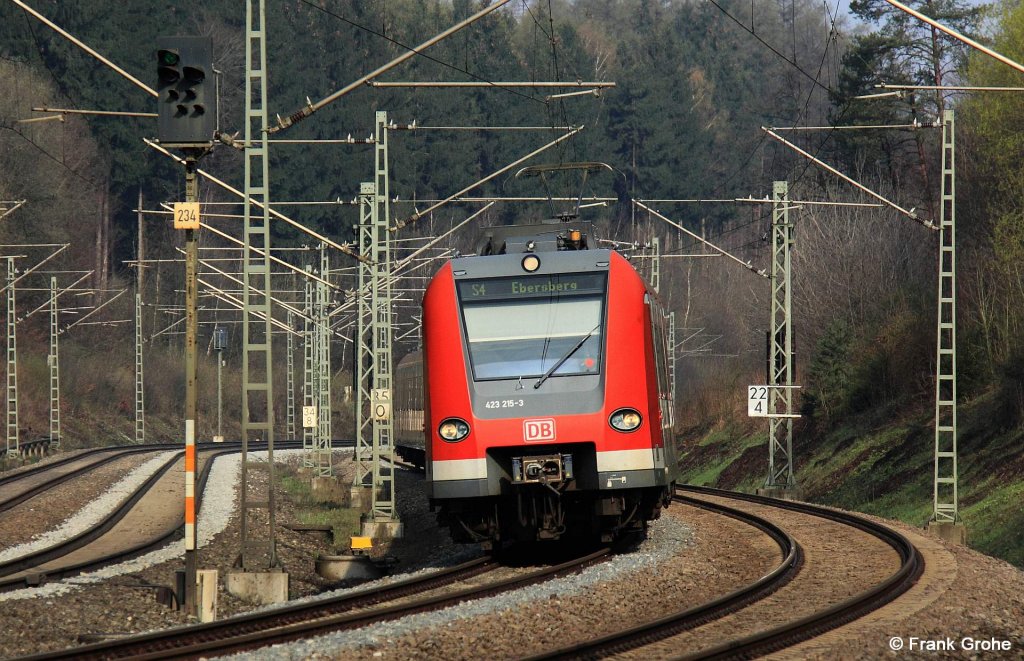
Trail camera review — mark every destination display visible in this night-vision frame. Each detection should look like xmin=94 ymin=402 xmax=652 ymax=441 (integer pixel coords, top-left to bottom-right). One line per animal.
xmin=458 ymin=273 xmax=606 ymax=300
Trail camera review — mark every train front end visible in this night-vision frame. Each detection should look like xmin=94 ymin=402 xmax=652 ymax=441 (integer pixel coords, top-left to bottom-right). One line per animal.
xmin=422 ymin=245 xmax=677 ymax=546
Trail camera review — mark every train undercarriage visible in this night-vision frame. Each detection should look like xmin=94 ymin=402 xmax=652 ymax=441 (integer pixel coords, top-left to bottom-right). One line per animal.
xmin=436 ymin=484 xmax=672 ymax=547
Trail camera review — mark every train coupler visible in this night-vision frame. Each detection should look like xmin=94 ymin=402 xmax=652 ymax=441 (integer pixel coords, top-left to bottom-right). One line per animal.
xmin=511 ymin=453 xmax=573 ymax=485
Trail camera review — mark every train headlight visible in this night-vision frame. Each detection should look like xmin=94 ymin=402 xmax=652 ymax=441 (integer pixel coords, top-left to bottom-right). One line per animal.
xmin=438 ymin=418 xmax=470 ymax=442
xmin=609 ymin=408 xmax=642 ymax=432
xmin=521 ymin=254 xmax=541 ymax=272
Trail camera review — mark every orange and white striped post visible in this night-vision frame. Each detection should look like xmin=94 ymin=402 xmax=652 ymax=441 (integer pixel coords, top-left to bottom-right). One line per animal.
xmin=185 ymin=419 xmax=196 ymax=551
xmin=182 ymin=156 xmax=200 ymax=616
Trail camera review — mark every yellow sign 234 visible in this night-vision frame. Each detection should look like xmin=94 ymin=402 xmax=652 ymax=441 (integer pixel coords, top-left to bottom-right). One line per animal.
xmin=173 ymin=202 xmax=200 ymax=230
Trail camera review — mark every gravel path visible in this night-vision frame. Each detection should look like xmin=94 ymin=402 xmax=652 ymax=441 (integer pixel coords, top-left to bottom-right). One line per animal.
xmin=0 ymin=452 xmax=177 ymax=564
xmin=0 ymin=453 xmax=154 ymax=552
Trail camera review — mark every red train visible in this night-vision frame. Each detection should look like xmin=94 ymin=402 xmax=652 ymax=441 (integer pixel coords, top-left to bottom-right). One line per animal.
xmin=395 ymin=222 xmax=679 ymax=546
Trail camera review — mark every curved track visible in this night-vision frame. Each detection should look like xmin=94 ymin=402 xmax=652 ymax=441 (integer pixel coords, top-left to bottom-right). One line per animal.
xmin=0 ymin=441 xmax=306 ymax=592
xmin=527 ymin=489 xmax=802 ymax=659
xmin=0 ymin=446 xmax=170 ymax=513
xmin=532 ymin=486 xmax=923 ymax=659
xmin=675 ymin=486 xmax=923 ymax=660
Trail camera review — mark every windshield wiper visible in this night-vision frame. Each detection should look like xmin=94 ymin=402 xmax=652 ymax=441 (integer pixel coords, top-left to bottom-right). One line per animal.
xmin=534 ymin=324 xmax=601 ymax=389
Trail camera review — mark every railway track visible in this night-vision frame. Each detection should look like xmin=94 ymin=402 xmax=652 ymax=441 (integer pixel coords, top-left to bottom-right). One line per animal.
xmin=0 ymin=442 xmax=285 ymax=514
xmin=0 ymin=441 xmax=308 ymax=592
xmin=530 ymin=485 xmax=923 ymax=659
xmin=22 ymin=547 xmax=611 ymax=659
xmin=525 ymin=488 xmax=802 ymax=659
xmin=674 ymin=486 xmax=923 ymax=660
xmin=0 ymin=445 xmax=170 ymax=513
xmin=6 ymin=460 xmax=923 ymax=659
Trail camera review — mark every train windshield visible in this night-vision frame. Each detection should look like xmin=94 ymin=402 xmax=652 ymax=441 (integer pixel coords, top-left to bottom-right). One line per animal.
xmin=457 ymin=273 xmax=606 ymax=381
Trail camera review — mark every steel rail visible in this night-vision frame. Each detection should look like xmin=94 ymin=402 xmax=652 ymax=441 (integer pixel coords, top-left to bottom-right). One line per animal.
xmin=0 ymin=442 xmax=239 ymax=489
xmin=0 ymin=447 xmax=160 ymax=514
xmin=675 ymin=486 xmax=924 ymax=660
xmin=0 ymin=441 xmax=309 ymax=592
xmin=0 ymin=448 xmax=112 ymax=487
xmin=526 ymin=489 xmax=802 ymax=659
xmin=118 ymin=557 xmax=498 ymax=660
xmin=30 ymin=547 xmax=610 ymax=659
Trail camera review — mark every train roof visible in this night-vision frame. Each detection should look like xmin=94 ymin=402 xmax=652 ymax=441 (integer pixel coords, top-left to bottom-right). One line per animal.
xmin=475 ymin=221 xmax=594 ymax=255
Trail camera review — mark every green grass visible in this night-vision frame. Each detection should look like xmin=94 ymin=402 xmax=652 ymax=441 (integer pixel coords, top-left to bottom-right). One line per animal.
xmin=279 ymin=473 xmax=362 ymax=551
xmin=298 ymin=508 xmax=363 ymax=550
xmin=961 ymin=479 xmax=1024 ymax=566
xmin=696 ymin=427 xmax=737 ymax=448
xmin=685 ymin=459 xmax=731 ymax=486
xmin=682 ymin=392 xmax=1024 ymax=568
xmin=281 ymin=475 xmax=312 ymax=500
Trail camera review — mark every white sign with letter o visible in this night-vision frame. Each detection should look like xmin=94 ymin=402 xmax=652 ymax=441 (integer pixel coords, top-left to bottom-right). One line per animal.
xmin=371 ymin=389 xmax=391 ymax=421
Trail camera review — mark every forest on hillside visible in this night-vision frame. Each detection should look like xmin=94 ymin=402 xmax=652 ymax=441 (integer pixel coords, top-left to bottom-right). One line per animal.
xmin=1 ymin=0 xmax=1023 ymax=559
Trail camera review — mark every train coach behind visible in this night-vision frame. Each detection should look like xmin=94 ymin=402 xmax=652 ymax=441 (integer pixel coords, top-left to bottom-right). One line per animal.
xmin=394 ymin=352 xmax=426 ymax=469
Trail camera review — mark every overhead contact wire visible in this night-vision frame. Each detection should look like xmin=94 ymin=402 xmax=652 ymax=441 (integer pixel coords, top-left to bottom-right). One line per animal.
xmin=297 ymin=0 xmax=545 ymax=106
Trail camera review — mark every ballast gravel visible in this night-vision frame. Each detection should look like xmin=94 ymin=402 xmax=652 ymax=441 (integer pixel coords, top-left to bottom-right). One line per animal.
xmin=0 ymin=453 xmax=151 ymax=552
xmin=0 ymin=450 xmax=276 ymax=603
xmin=2 ymin=448 xmax=1024 ymax=659
xmin=231 ymin=516 xmax=696 ymax=660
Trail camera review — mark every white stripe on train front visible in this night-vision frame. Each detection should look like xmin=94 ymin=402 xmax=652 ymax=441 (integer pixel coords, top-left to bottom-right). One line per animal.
xmin=432 ymin=458 xmax=488 ymax=481
xmin=596 ymin=449 xmax=656 ymax=472
xmin=432 ymin=449 xmax=657 ymax=481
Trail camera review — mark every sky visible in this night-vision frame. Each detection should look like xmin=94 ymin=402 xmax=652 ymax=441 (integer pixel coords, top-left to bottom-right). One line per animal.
xmin=835 ymin=0 xmax=992 ymax=24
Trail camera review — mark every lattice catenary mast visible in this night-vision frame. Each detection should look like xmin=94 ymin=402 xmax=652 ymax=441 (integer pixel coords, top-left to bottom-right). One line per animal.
xmin=370 ymin=111 xmax=398 ymax=530
xmin=765 ymin=181 xmax=796 ymax=491
xmin=932 ymin=109 xmax=959 ymax=528
xmin=134 ymin=292 xmax=144 ymax=444
xmin=286 ymin=310 xmax=296 ymax=442
xmin=303 ymin=269 xmax=316 ymax=469
xmin=239 ymin=0 xmax=278 ymax=570
xmin=50 ymin=277 xmax=61 ymax=448
xmin=352 ymin=185 xmax=375 ymax=500
xmin=5 ymin=258 xmax=18 ymax=459
xmin=315 ymin=244 xmax=332 ymax=477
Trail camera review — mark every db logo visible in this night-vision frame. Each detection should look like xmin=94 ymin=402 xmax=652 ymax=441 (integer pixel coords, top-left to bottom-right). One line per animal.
xmin=524 ymin=418 xmax=556 ymax=443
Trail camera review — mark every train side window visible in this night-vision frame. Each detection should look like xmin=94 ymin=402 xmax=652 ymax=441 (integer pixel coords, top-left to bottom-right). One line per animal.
xmin=648 ymin=302 xmax=673 ymax=428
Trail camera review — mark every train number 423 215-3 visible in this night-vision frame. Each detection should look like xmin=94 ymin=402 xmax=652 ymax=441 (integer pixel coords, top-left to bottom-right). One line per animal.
xmin=484 ymin=399 xmax=525 ymax=409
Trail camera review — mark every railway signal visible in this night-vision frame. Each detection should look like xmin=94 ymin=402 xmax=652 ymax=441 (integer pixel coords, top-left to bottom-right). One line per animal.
xmin=156 ymin=36 xmax=215 ymax=146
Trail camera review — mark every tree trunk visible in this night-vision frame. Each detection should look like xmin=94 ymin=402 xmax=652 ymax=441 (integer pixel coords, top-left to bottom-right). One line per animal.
xmin=101 ymin=174 xmax=110 ymax=294
xmin=94 ymin=183 xmax=105 ymax=296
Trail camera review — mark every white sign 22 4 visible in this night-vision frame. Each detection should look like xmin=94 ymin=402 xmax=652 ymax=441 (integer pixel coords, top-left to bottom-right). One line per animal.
xmin=747 ymin=386 xmax=768 ymax=417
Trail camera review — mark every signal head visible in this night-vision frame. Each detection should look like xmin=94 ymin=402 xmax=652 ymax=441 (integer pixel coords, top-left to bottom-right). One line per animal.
xmin=155 ymin=36 xmax=215 ymax=146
